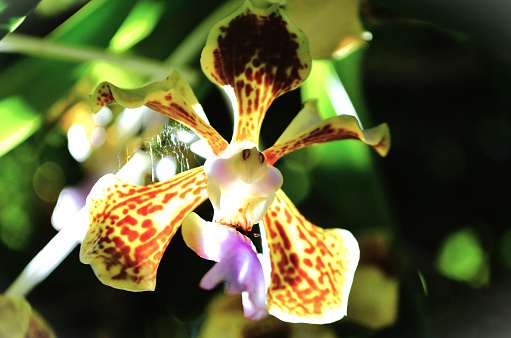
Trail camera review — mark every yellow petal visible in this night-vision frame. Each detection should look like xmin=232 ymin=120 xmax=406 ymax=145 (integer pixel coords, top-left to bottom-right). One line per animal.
xmin=90 ymin=69 xmax=228 ymax=155
xmin=273 ymin=100 xmax=322 ymax=145
xmin=262 ymin=190 xmax=359 ymax=324
xmin=263 ymin=112 xmax=390 ymax=165
xmin=80 ymin=166 xmax=208 ymax=291
xmin=201 ymin=0 xmax=311 ymax=145
xmin=0 ymin=295 xmax=55 ymax=338
xmin=0 ymin=295 xmax=31 ymax=338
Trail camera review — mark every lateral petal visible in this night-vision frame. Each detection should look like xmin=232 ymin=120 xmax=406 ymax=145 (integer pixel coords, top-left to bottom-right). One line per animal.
xmin=201 ymin=0 xmax=311 ymax=145
xmin=91 ymin=69 xmax=228 ymax=155
xmin=273 ymin=100 xmax=322 ymax=145
xmin=80 ymin=166 xmax=208 ymax=291
xmin=263 ymin=113 xmax=390 ymax=165
xmin=262 ymin=190 xmax=359 ymax=324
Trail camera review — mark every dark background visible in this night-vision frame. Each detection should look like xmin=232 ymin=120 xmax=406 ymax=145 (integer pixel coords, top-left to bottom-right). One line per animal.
xmin=1 ymin=0 xmax=510 ymax=337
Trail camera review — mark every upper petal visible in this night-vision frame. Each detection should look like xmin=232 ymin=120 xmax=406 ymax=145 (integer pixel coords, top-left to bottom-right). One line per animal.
xmin=262 ymin=190 xmax=359 ymax=324
xmin=201 ymin=0 xmax=311 ymax=145
xmin=263 ymin=101 xmax=390 ymax=165
xmin=91 ymin=69 xmax=228 ymax=155
xmin=80 ymin=166 xmax=208 ymax=291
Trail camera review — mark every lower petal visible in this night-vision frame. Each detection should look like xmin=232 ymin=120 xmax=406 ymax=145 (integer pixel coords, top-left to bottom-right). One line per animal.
xmin=80 ymin=167 xmax=207 ymax=291
xmin=262 ymin=190 xmax=359 ymax=324
xmin=182 ymin=213 xmax=268 ymax=320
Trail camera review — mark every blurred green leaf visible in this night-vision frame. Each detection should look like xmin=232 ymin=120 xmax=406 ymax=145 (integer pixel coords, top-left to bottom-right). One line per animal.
xmin=109 ymin=0 xmax=164 ymax=53
xmin=0 ymin=97 xmax=40 ymax=158
xmin=0 ymin=0 xmax=41 ymax=40
xmin=0 ymin=0 xmax=139 ymax=158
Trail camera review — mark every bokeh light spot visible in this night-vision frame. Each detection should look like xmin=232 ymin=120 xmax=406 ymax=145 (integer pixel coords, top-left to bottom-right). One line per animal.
xmin=0 ymin=205 xmax=32 ymax=251
xmin=177 ymin=130 xmax=196 ymax=144
xmin=92 ymin=107 xmax=113 ymax=126
xmin=156 ymin=156 xmax=177 ymax=182
xmin=33 ymin=162 xmax=65 ymax=203
xmin=437 ymin=228 xmax=488 ymax=287
xmin=89 ymin=61 xmax=144 ymax=88
xmin=90 ymin=126 xmax=106 ymax=147
xmin=67 ymin=123 xmax=91 ymax=162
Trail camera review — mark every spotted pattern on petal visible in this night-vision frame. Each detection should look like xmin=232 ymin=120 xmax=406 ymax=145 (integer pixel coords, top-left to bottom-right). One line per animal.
xmin=90 ymin=71 xmax=229 ymax=155
xmin=201 ymin=0 xmax=311 ymax=145
xmin=262 ymin=190 xmax=359 ymax=324
xmin=93 ymin=83 xmax=116 ymax=110
xmin=144 ymin=91 xmax=228 ymax=155
xmin=264 ymin=115 xmax=390 ymax=166
xmin=80 ymin=167 xmax=208 ymax=291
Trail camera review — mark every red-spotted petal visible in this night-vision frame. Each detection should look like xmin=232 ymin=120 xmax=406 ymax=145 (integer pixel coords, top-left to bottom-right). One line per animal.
xmin=262 ymin=190 xmax=359 ymax=324
xmin=263 ymin=104 xmax=390 ymax=165
xmin=80 ymin=166 xmax=208 ymax=291
xmin=201 ymin=0 xmax=311 ymax=145
xmin=91 ymin=69 xmax=228 ymax=155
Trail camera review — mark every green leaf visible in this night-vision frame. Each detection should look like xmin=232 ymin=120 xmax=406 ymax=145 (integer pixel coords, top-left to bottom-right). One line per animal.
xmin=0 ymin=97 xmax=40 ymax=158
xmin=0 ymin=0 xmax=140 ymax=157
xmin=0 ymin=0 xmax=41 ymax=40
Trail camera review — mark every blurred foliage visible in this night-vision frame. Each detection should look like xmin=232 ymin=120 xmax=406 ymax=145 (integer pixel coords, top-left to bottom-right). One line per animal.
xmin=0 ymin=0 xmax=511 ymax=337
xmin=0 ymin=0 xmax=40 ymax=40
xmin=0 ymin=295 xmax=55 ymax=338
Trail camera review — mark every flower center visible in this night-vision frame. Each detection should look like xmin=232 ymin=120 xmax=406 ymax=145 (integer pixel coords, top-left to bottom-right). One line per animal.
xmin=204 ymin=145 xmax=283 ymax=231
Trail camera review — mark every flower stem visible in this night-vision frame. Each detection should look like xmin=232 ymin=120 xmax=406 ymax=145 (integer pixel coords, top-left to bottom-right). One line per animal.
xmin=4 ymin=207 xmax=87 ymax=297
xmin=0 ymin=33 xmax=170 ymax=78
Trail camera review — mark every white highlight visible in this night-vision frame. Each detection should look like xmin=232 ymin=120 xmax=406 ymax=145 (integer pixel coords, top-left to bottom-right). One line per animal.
xmin=117 ymin=106 xmax=147 ymax=133
xmin=222 ymin=85 xmax=238 ymax=119
xmin=325 ymin=71 xmax=360 ymax=124
xmin=177 ymin=129 xmax=196 ymax=143
xmin=51 ymin=188 xmax=83 ymax=231
xmin=67 ymin=123 xmax=91 ymax=162
xmin=156 ymin=156 xmax=177 ymax=182
xmin=90 ymin=126 xmax=106 ymax=147
xmin=92 ymin=106 xmax=113 ymax=126
xmin=362 ymin=31 xmax=373 ymax=42
xmin=193 ymin=103 xmax=210 ymax=124
xmin=257 ymin=221 xmax=272 ymax=291
xmin=182 ymin=212 xmax=231 ymax=262
xmin=115 ymin=151 xmax=152 ymax=185
xmin=10 ymin=17 xmax=26 ymax=33
xmin=191 ymin=139 xmax=215 ymax=159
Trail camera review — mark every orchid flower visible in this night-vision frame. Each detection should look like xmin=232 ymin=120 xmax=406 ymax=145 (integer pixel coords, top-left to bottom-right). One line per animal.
xmin=80 ymin=0 xmax=390 ymax=324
